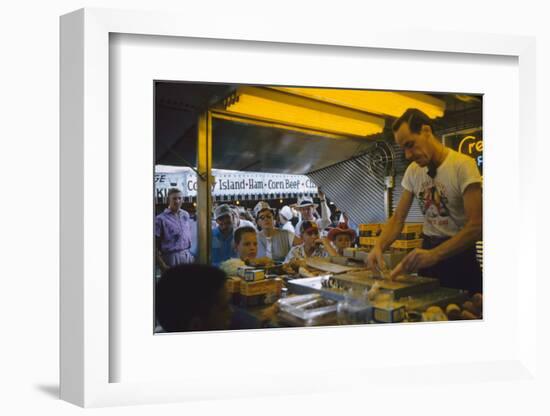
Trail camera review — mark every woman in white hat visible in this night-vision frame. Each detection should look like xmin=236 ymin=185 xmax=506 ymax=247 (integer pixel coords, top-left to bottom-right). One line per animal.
xmin=293 ymin=189 xmax=331 ymax=238
xmin=278 ymin=205 xmax=296 ymax=234
xmin=253 ymin=201 xmax=297 ymax=262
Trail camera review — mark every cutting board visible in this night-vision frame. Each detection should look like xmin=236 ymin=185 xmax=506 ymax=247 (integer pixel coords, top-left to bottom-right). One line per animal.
xmin=305 ymin=258 xmax=362 ymax=274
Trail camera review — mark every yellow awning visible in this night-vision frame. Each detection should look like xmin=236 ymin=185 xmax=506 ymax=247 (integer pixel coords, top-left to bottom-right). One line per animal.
xmin=219 ymin=86 xmax=446 ymax=139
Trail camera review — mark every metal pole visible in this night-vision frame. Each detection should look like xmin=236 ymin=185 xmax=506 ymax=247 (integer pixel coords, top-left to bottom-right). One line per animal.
xmin=384 ymin=176 xmax=394 ymax=220
xmin=197 ymin=111 xmax=213 ymax=264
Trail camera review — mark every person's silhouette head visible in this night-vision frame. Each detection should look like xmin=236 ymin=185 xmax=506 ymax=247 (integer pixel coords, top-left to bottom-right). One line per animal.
xmin=156 ymin=264 xmax=231 ymax=332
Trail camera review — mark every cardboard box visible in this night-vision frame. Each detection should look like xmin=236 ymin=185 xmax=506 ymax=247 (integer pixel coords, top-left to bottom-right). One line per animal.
xmin=237 ymin=265 xmax=255 ymax=278
xmin=239 ymin=278 xmax=283 ymax=307
xmin=359 ymin=236 xmax=378 ymax=247
xmin=243 ymin=269 xmax=265 ymax=282
xmin=373 ymin=304 xmax=406 ymax=323
xmin=391 ymin=239 xmax=423 ymax=249
xmin=397 ymin=223 xmax=423 ymax=240
xmin=343 ymin=247 xmax=369 ymax=259
xmin=225 ymin=276 xmax=241 ymax=305
xmin=402 ymin=223 xmax=423 ymax=235
xmin=359 ymin=223 xmax=381 ymax=237
xmin=397 ymin=232 xmax=419 ymax=240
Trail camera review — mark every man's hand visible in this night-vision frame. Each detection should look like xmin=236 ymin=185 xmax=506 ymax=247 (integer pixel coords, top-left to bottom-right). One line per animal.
xmin=390 ymin=248 xmax=440 ymax=279
xmin=365 ymin=245 xmax=386 ymax=271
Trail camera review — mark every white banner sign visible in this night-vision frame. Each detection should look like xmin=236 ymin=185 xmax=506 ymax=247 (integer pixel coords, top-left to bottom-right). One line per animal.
xmin=155 ymin=169 xmax=318 ymax=199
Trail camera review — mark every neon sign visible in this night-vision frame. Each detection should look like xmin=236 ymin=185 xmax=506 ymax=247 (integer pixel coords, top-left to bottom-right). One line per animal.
xmin=458 ymin=135 xmax=483 ymax=170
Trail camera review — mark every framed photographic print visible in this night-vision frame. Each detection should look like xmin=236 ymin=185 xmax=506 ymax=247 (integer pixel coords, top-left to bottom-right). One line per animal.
xmin=60 ymin=7 xmax=540 ymax=409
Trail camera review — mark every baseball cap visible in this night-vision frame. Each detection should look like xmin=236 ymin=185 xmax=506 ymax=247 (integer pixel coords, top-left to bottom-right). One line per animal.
xmin=253 ymin=201 xmax=275 ymax=218
xmin=300 ymin=220 xmax=319 ymax=234
xmin=214 ymin=204 xmax=233 ymax=219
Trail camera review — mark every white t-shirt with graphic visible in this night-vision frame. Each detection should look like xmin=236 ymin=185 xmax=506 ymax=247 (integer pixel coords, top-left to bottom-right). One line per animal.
xmin=402 ymin=149 xmax=481 ymax=238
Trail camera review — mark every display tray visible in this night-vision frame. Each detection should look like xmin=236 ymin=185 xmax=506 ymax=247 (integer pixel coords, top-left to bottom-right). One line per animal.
xmin=287 ymin=276 xmax=348 ymax=303
xmin=335 ymin=271 xmax=440 ymax=298
xmin=277 ymin=310 xmax=338 ymax=327
xmin=285 ymin=276 xmax=469 ymax=325
xmin=395 ymin=287 xmax=468 ymax=312
xmin=288 ymin=273 xmax=444 ymax=302
xmin=277 ymin=294 xmax=338 ymax=327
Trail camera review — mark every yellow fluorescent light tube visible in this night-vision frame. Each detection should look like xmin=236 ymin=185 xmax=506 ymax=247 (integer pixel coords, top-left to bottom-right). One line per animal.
xmin=224 ymin=86 xmax=385 ymax=137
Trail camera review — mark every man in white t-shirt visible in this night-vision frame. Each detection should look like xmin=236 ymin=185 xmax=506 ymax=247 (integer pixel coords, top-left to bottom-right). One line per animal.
xmin=366 ymin=108 xmax=482 ymax=293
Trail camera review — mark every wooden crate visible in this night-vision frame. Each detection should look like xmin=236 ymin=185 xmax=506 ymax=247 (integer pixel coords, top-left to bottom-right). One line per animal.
xmin=390 ymin=239 xmax=423 ymax=249
xmin=359 ymin=236 xmax=378 ymax=247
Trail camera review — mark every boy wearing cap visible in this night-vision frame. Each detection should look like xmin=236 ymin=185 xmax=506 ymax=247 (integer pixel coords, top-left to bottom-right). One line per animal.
xmin=327 ymin=223 xmax=357 ymax=256
xmin=254 ymin=201 xmax=297 ymax=262
xmin=284 ymin=220 xmax=337 ymax=263
xmin=211 ymin=204 xmax=237 ymax=266
xmin=293 ymin=189 xmax=331 ymax=238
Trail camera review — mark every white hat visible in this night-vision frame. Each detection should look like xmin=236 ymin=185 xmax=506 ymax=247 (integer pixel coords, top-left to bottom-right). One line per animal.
xmin=253 ymin=201 xmax=275 ymax=218
xmin=294 ymin=196 xmax=318 ymax=209
xmin=279 ymin=205 xmax=293 ymax=221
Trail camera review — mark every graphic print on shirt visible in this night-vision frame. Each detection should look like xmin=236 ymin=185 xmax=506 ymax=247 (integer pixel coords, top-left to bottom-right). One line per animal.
xmin=417 ymin=180 xmax=450 ymax=226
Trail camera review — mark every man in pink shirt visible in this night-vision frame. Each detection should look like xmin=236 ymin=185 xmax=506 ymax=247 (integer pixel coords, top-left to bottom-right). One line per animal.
xmin=155 ymin=188 xmax=194 ymax=271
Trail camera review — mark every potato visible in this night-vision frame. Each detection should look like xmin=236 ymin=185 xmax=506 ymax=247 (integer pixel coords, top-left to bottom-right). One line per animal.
xmin=445 ymin=304 xmax=460 ymax=313
xmin=422 ymin=306 xmax=448 ymax=321
xmin=461 ymin=310 xmax=478 ymax=320
xmin=472 ymin=293 xmax=483 ymax=314
xmin=426 ymin=306 xmax=445 ymax=314
xmin=445 ymin=304 xmax=462 ymax=320
xmin=462 ymin=301 xmax=477 ymax=315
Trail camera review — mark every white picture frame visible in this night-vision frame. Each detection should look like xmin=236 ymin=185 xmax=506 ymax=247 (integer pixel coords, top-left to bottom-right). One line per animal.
xmin=60 ymin=7 xmax=542 ymax=409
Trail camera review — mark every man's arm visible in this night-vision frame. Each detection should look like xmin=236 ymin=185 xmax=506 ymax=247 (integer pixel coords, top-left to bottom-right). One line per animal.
xmin=366 ymin=190 xmax=414 ymax=270
xmin=377 ymin=190 xmax=414 ymax=251
xmin=320 ymin=237 xmax=338 ymax=256
xmin=391 ymin=183 xmax=482 ymax=277
xmin=155 ymin=237 xmax=169 ymax=272
xmin=154 ymin=217 xmax=169 ymax=272
xmin=317 ymin=189 xmax=332 ymax=230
